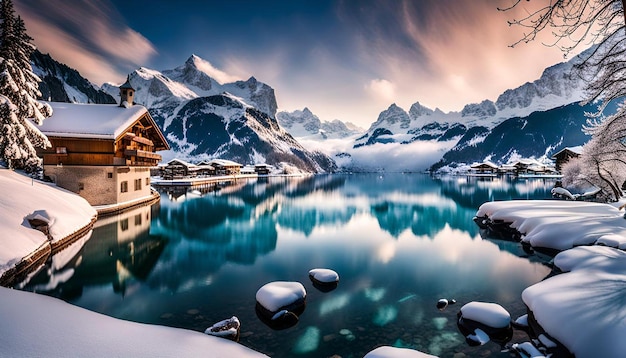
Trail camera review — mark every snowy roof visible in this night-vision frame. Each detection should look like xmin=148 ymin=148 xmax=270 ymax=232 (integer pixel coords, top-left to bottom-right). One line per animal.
xmin=210 ymin=159 xmax=243 ymax=167
xmin=167 ymin=158 xmax=198 ymax=168
xmin=37 ymin=102 xmax=150 ymax=140
xmin=551 ymin=146 xmax=583 ymax=158
xmin=470 ymin=161 xmax=498 ymax=169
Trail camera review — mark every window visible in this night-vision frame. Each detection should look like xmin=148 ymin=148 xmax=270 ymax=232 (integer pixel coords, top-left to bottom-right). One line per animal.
xmin=121 ymin=181 xmax=128 ymax=193
xmin=134 ymin=178 xmax=142 ymax=191
xmin=55 ymin=147 xmax=67 ymax=154
xmin=134 ymin=214 xmax=142 ymax=226
xmin=120 ymin=218 xmax=129 ymax=231
xmin=145 ymin=177 xmax=150 ymax=186
xmin=107 ymin=173 xmax=113 ymax=179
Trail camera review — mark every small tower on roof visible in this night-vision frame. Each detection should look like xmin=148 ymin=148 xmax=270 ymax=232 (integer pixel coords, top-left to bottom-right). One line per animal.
xmin=119 ymin=75 xmax=135 ymax=107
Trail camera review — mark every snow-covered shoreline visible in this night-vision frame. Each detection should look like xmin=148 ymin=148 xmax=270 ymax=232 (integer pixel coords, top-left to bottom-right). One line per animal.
xmin=0 ymin=167 xmax=268 ymax=357
xmin=475 ymin=199 xmax=626 ymax=357
xmin=0 ymin=286 xmax=267 ymax=357
xmin=0 ymin=169 xmax=97 ymax=281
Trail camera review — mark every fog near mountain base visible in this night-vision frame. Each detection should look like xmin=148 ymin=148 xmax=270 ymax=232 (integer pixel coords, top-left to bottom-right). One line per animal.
xmin=298 ymin=137 xmax=455 ymax=172
xmin=348 ymin=141 xmax=455 ymax=172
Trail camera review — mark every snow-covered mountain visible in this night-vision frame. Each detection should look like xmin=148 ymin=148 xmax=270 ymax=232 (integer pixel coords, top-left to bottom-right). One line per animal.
xmin=102 ymin=55 xmax=336 ymax=173
xmin=430 ymin=101 xmax=604 ymax=172
xmin=276 ymin=107 xmax=364 ymax=139
xmin=31 ymin=50 xmax=116 ymax=104
xmin=354 ymin=51 xmax=588 ymax=150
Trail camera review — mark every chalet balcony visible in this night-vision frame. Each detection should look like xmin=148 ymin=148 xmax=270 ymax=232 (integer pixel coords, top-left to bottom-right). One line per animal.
xmin=124 ymin=149 xmax=162 ymax=161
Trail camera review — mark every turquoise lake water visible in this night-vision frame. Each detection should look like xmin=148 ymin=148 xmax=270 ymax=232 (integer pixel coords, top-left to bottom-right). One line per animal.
xmin=21 ymin=173 xmax=556 ymax=357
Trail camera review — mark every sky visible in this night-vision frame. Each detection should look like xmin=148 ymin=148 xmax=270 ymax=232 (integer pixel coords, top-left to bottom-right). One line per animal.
xmin=15 ymin=0 xmax=580 ymax=127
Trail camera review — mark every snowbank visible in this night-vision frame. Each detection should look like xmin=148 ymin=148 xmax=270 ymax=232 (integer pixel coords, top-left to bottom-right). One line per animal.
xmin=476 ymin=200 xmax=626 ymax=357
xmin=476 ymin=200 xmax=626 ymax=251
xmin=0 ymin=287 xmax=266 ymax=357
xmin=0 ymin=169 xmax=96 ymax=276
xmin=523 ymin=246 xmax=626 ymax=358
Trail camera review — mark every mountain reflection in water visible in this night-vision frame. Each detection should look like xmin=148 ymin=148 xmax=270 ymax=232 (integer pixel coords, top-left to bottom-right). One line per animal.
xmin=19 ymin=173 xmax=555 ymax=357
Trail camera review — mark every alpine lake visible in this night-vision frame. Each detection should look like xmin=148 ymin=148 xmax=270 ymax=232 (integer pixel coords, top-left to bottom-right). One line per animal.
xmin=19 ymin=173 xmax=558 ymax=357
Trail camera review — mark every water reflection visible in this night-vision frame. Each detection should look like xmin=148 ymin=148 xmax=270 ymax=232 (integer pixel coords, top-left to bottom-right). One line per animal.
xmin=22 ymin=204 xmax=165 ymax=300
xmin=19 ymin=173 xmax=557 ymax=357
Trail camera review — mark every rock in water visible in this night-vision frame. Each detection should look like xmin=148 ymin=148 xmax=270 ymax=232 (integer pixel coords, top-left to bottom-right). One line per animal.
xmin=309 ymin=268 xmax=339 ymax=292
xmin=204 ymin=316 xmax=240 ymax=341
xmin=457 ymin=301 xmax=513 ymax=347
xmin=436 ymin=298 xmax=457 ymax=311
xmin=255 ymin=281 xmax=306 ymax=329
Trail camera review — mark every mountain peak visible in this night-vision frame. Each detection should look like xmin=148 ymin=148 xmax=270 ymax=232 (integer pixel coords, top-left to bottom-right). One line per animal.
xmin=178 ymin=54 xmax=239 ymax=85
xmin=409 ymin=101 xmax=434 ymax=118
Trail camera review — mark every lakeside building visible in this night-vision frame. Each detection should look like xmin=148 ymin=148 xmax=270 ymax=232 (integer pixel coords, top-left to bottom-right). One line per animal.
xmin=551 ymin=146 xmax=583 ymax=172
xmin=469 ymin=159 xmax=557 ymax=176
xmin=205 ymin=159 xmax=243 ymax=175
xmin=36 ymin=79 xmax=169 ymax=206
xmin=160 ymin=159 xmax=215 ymax=179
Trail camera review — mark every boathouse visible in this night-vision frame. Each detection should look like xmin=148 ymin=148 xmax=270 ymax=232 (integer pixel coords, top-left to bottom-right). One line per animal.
xmin=36 ymin=80 xmax=169 ymax=206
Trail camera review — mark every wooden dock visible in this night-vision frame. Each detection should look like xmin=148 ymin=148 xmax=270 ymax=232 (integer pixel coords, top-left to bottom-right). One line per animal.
xmin=150 ymin=174 xmax=259 ymax=188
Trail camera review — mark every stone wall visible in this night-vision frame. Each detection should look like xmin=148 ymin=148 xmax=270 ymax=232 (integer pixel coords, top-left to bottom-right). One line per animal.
xmin=44 ymin=165 xmax=152 ymax=206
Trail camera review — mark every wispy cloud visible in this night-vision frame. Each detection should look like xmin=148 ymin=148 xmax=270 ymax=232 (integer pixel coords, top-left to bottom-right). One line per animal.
xmin=335 ymin=0 xmax=570 ymax=114
xmin=16 ymin=0 xmax=156 ymax=85
xmin=365 ymin=79 xmax=396 ymax=101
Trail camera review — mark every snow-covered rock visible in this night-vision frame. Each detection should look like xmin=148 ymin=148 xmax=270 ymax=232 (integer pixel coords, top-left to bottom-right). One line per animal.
xmin=363 ymin=346 xmax=438 ymax=358
xmin=511 ymin=342 xmax=546 ymax=358
xmin=308 ymin=268 xmax=339 ymax=292
xmin=436 ymin=298 xmax=456 ymax=311
xmin=308 ymin=268 xmax=339 ymax=284
xmin=458 ymin=301 xmax=511 ymax=329
xmin=255 ymin=281 xmax=306 ymax=330
xmin=204 ymin=316 xmax=241 ymax=341
xmin=457 ymin=301 xmax=512 ymax=347
xmin=255 ymin=281 xmax=306 ymax=317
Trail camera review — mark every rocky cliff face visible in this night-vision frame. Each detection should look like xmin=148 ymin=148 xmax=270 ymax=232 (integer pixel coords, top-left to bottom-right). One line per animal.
xmin=101 ymin=55 xmax=335 ymax=173
xmin=31 ymin=50 xmax=116 ymax=104
xmin=276 ymin=107 xmax=364 ymax=139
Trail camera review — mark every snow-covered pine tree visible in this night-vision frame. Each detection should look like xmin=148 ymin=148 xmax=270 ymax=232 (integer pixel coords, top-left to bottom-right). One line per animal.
xmin=0 ymin=0 xmax=51 ymax=172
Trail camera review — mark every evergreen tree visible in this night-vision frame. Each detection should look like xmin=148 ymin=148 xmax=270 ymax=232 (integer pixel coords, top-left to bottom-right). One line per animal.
xmin=0 ymin=0 xmax=51 ymax=171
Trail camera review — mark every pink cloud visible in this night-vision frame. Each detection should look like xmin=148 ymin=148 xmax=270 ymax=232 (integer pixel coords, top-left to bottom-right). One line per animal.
xmin=16 ymin=0 xmax=156 ymax=85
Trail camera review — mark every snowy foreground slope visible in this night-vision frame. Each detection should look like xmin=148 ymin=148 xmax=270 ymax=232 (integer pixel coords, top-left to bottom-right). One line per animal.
xmin=476 ymin=200 xmax=626 ymax=357
xmin=0 ymin=286 xmax=266 ymax=357
xmin=0 ymin=169 xmax=96 ymax=276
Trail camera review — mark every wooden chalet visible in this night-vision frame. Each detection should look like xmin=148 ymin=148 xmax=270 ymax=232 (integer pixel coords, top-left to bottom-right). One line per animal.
xmin=36 ymin=81 xmax=169 ymax=206
xmin=470 ymin=161 xmax=499 ymax=174
xmin=161 ymin=159 xmax=198 ymax=179
xmin=551 ymin=146 xmax=583 ymax=172
xmin=208 ymin=159 xmax=243 ymax=175
xmin=254 ymin=164 xmax=271 ymax=175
